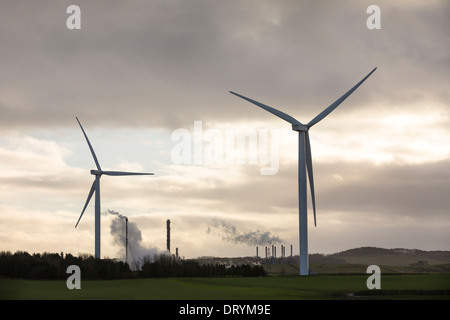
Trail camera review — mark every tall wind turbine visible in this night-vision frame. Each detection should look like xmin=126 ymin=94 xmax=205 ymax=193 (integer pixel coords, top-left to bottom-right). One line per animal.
xmin=230 ymin=67 xmax=376 ymax=275
xmin=75 ymin=117 xmax=154 ymax=259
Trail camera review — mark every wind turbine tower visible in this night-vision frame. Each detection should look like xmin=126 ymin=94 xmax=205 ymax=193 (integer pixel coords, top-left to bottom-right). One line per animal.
xmin=230 ymin=68 xmax=376 ymax=275
xmin=75 ymin=117 xmax=154 ymax=259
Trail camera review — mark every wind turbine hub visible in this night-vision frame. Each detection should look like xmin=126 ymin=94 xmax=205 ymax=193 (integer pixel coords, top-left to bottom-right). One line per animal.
xmin=90 ymin=169 xmax=102 ymax=176
xmin=292 ymin=123 xmax=308 ymax=132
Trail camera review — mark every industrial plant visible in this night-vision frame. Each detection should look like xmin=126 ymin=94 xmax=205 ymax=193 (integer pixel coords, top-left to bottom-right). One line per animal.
xmin=121 ymin=215 xmax=295 ymax=271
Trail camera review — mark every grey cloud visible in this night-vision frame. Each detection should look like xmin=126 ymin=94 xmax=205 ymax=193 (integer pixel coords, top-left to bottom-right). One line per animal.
xmin=316 ymin=159 xmax=450 ymax=219
xmin=138 ymin=158 xmax=450 ymax=221
xmin=0 ymin=1 xmax=448 ymax=130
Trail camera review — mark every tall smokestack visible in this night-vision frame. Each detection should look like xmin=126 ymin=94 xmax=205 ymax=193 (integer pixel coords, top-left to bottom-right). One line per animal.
xmin=166 ymin=219 xmax=171 ymax=253
xmin=256 ymin=246 xmax=258 ymax=258
xmin=125 ymin=217 xmax=128 ymax=265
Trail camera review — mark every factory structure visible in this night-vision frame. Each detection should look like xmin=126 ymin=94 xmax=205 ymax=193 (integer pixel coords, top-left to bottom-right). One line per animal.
xmin=166 ymin=219 xmax=171 ymax=252
xmin=123 ymin=217 xmax=180 ymax=269
xmin=123 ymin=217 xmax=293 ymax=267
xmin=256 ymin=244 xmax=293 ymax=259
xmin=166 ymin=219 xmax=179 ymax=258
xmin=166 ymin=218 xmax=291 ymax=262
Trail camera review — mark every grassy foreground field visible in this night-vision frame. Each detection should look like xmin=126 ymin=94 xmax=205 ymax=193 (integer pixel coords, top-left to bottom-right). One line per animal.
xmin=1 ymin=274 xmax=449 ymax=300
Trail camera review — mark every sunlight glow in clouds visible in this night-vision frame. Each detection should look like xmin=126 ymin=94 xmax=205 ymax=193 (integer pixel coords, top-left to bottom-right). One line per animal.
xmin=0 ymin=1 xmax=449 ymax=258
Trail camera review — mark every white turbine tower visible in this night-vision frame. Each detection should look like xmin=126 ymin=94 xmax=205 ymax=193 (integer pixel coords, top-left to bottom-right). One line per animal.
xmin=230 ymin=67 xmax=377 ymax=275
xmin=75 ymin=117 xmax=154 ymax=259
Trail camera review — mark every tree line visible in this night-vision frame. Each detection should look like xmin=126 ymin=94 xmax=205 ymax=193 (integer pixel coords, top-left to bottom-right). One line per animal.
xmin=0 ymin=251 xmax=266 ymax=280
xmin=140 ymin=254 xmax=267 ymax=278
xmin=0 ymin=251 xmax=130 ymax=280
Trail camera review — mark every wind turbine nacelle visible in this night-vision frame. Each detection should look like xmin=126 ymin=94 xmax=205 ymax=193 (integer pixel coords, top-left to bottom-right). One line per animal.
xmin=292 ymin=124 xmax=308 ymax=132
xmin=90 ymin=169 xmax=102 ymax=175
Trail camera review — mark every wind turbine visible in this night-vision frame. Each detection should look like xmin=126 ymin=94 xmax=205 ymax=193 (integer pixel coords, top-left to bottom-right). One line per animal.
xmin=230 ymin=67 xmax=376 ymax=275
xmin=75 ymin=117 xmax=154 ymax=259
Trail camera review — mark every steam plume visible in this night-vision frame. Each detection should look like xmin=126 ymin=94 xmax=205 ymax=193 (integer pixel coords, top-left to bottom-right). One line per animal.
xmin=208 ymin=218 xmax=283 ymax=246
xmin=107 ymin=209 xmax=167 ymax=270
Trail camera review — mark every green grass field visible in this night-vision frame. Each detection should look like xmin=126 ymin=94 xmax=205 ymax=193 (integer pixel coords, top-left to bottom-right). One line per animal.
xmin=264 ymin=262 xmax=450 ymax=275
xmin=1 ymin=274 xmax=449 ymax=300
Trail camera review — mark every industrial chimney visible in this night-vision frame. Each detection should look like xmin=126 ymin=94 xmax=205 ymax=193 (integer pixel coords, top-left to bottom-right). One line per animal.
xmin=166 ymin=219 xmax=171 ymax=253
xmin=125 ymin=217 xmax=128 ymax=265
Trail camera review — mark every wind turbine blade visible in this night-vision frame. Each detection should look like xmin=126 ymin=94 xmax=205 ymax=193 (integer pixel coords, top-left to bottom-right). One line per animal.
xmin=75 ymin=180 xmax=96 ymax=228
xmin=307 ymin=67 xmax=377 ymax=128
xmin=305 ymin=132 xmax=317 ymax=227
xmin=229 ymin=91 xmax=301 ymax=126
xmin=102 ymin=171 xmax=154 ymax=176
xmin=76 ymin=117 xmax=102 ymax=171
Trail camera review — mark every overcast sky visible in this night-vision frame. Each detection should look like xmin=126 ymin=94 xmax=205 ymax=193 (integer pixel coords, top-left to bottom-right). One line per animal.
xmin=1 ymin=0 xmax=449 ymax=260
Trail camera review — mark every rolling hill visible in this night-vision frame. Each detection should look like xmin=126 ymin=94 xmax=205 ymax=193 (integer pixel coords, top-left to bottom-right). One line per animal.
xmin=328 ymin=247 xmax=450 ymax=266
xmin=195 ymin=246 xmax=450 ymax=275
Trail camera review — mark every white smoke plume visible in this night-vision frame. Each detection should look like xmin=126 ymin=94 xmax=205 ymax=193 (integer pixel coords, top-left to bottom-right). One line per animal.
xmin=107 ymin=209 xmax=167 ymax=270
xmin=207 ymin=218 xmax=283 ymax=246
